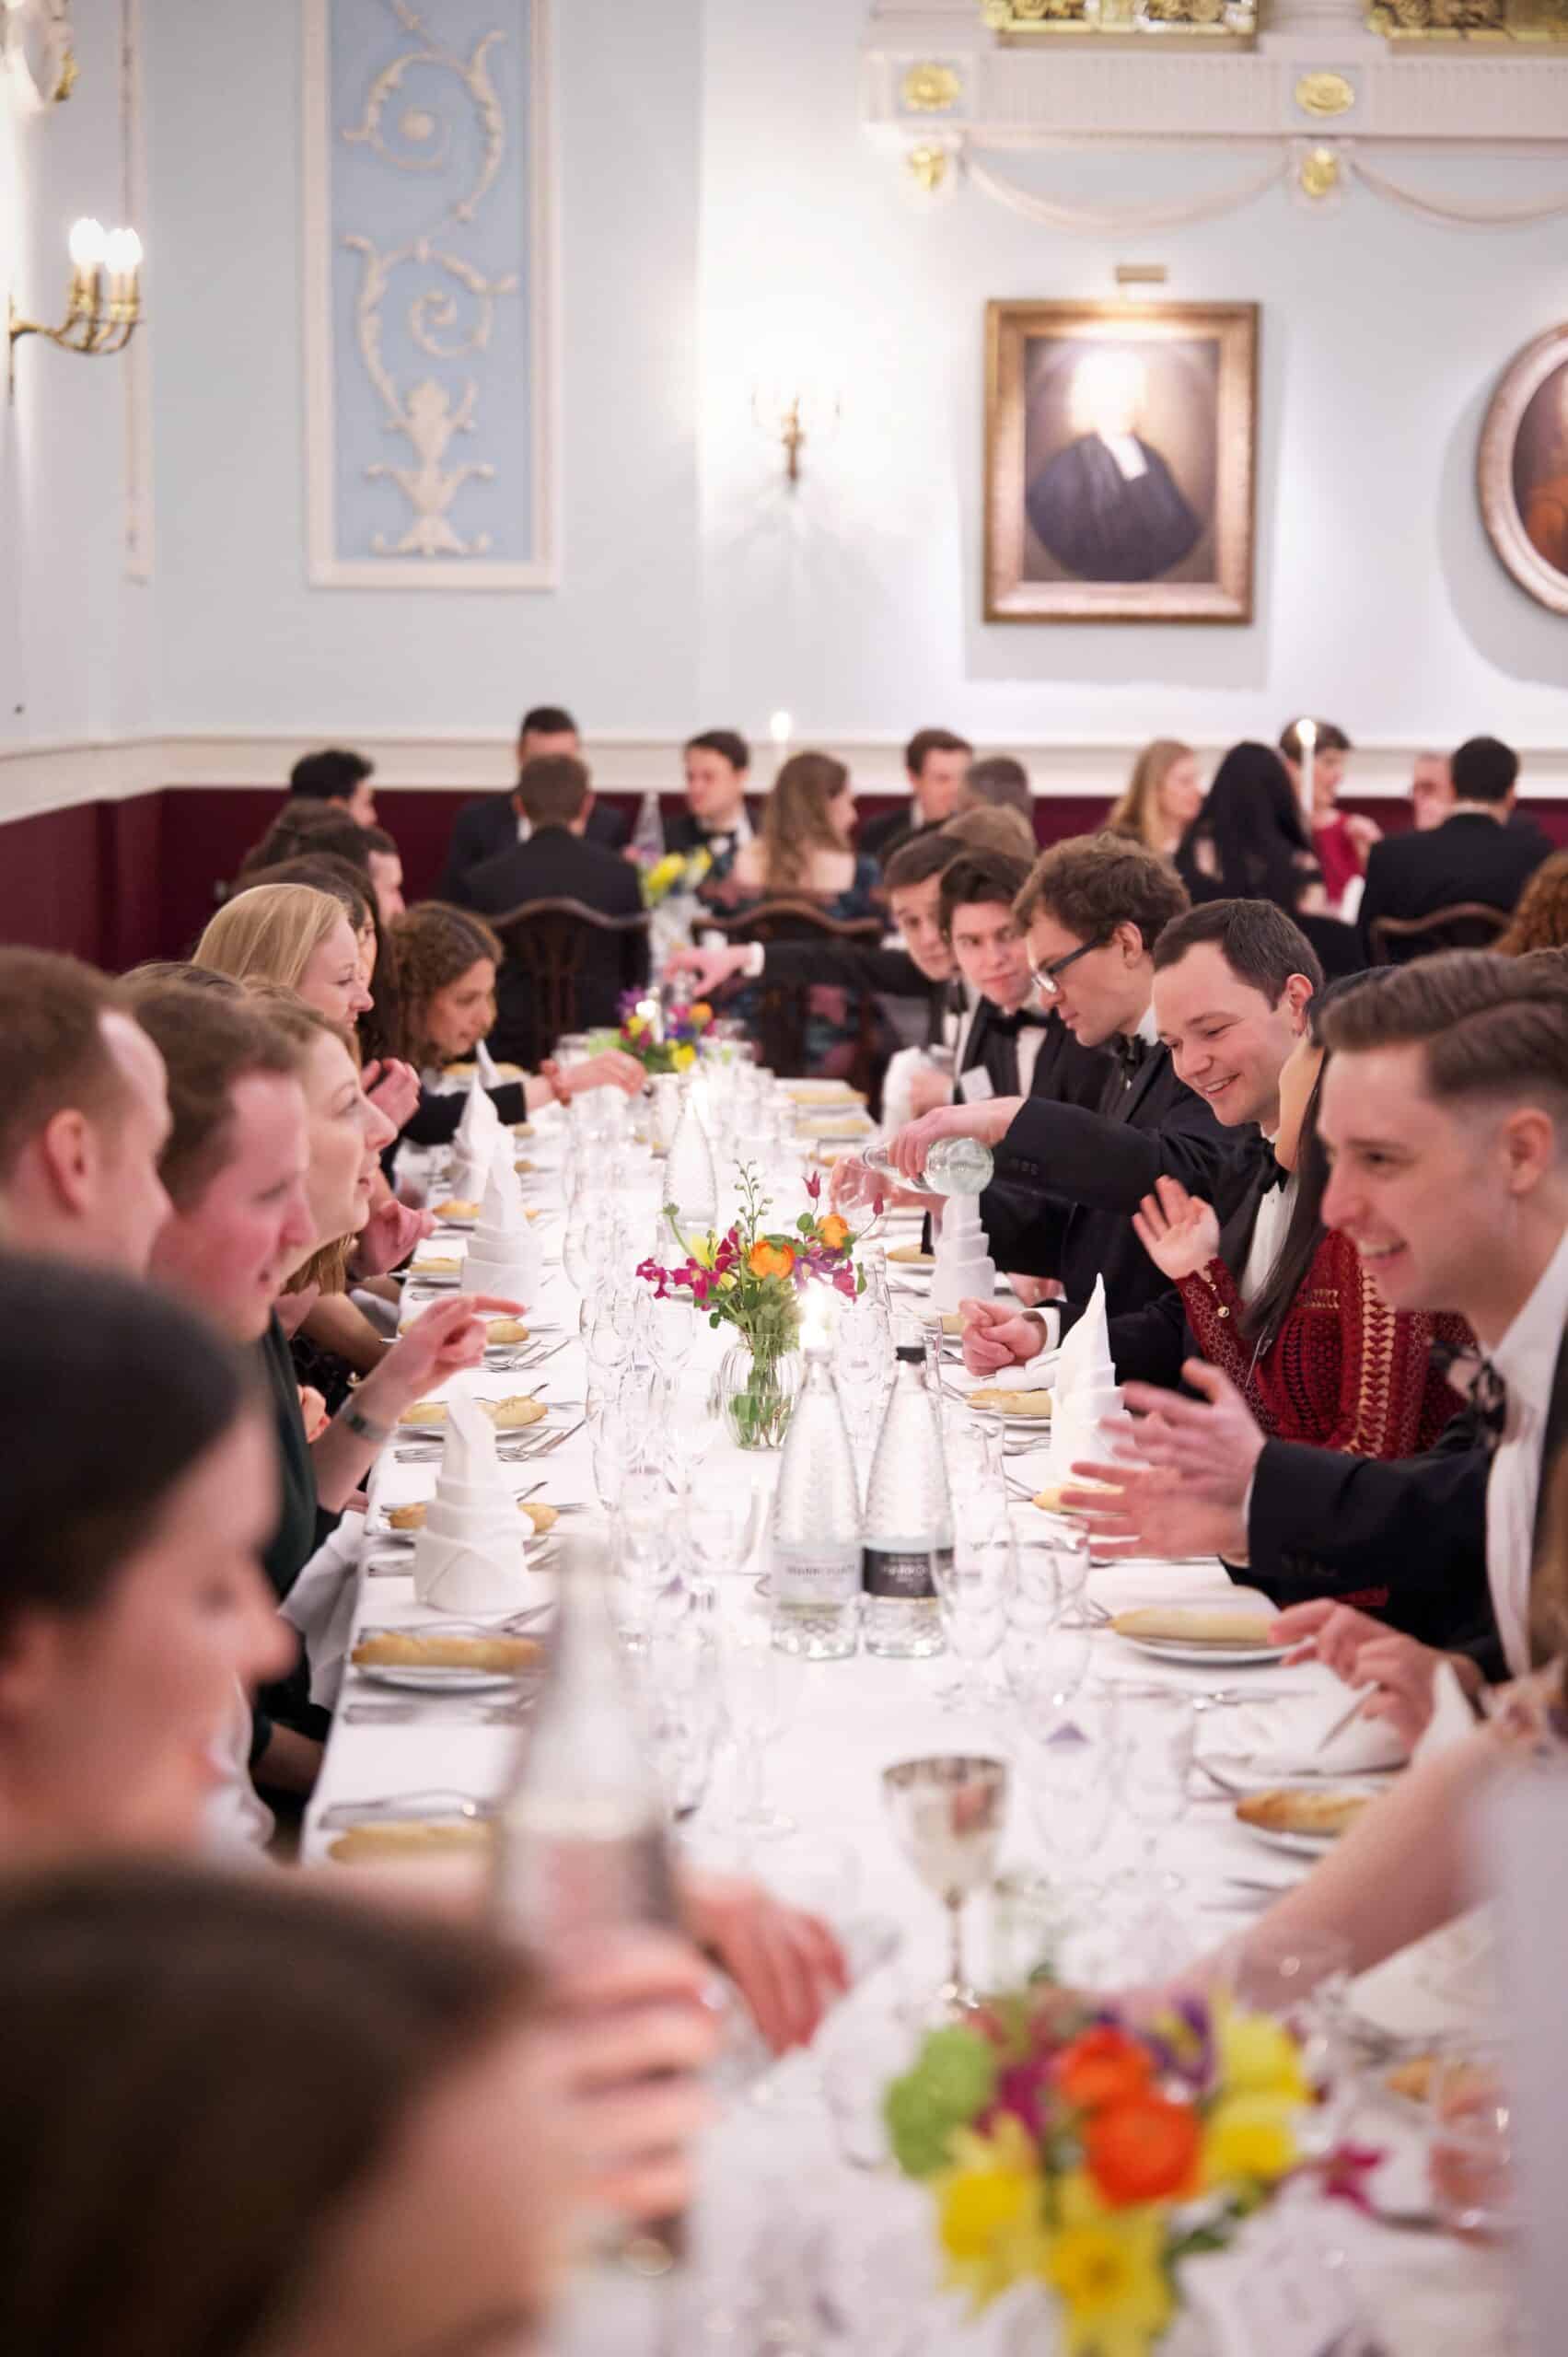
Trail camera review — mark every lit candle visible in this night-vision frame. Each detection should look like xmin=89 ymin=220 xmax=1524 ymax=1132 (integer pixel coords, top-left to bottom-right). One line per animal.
xmin=768 ymin=709 xmax=793 ymax=781
xmin=1296 ymin=716 xmax=1318 ymax=819
xmin=104 ymin=226 xmax=143 ymax=307
xmin=67 ymin=215 xmax=106 ymax=311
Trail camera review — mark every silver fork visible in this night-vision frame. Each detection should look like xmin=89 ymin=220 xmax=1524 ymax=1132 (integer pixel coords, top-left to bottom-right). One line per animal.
xmin=318 ymin=1790 xmax=495 ymax=1830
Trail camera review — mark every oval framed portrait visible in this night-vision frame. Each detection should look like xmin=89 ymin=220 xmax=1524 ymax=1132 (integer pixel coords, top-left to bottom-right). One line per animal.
xmin=1478 ymin=321 xmax=1568 ymax=619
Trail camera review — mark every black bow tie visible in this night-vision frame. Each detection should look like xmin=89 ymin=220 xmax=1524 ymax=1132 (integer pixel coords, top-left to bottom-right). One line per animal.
xmin=1433 ymin=1344 xmax=1508 ymax=1450
xmin=1114 ymin=1032 xmax=1151 ymax=1077
xmin=1260 ymin=1155 xmax=1290 ymax=1194
xmin=990 ymin=1007 xmax=1051 ymax=1039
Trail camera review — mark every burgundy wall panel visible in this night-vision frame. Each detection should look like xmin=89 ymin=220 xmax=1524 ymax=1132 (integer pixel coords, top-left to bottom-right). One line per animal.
xmin=3 ymin=784 xmax=1564 ymax=975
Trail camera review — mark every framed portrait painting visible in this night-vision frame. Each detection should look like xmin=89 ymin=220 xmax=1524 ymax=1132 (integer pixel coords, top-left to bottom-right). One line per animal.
xmin=1479 ymin=322 xmax=1568 ymax=619
xmin=984 ymin=300 xmax=1259 ymax=624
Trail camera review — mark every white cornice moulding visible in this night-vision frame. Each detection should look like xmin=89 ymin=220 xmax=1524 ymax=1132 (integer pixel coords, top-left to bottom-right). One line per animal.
xmin=3 ymin=733 xmax=1568 ymax=821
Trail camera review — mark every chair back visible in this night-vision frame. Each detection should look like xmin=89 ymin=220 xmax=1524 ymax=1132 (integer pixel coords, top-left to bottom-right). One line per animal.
xmin=488 ymin=897 xmax=651 ymax=1061
xmin=1368 ymin=901 xmax=1510 ymax=966
xmin=705 ymin=899 xmax=885 ymax=1086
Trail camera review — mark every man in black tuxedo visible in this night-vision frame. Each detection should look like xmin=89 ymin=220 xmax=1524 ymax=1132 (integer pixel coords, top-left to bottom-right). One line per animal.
xmin=453 ymin=754 xmax=647 ymax=1067
xmin=1066 ymin=952 xmax=1568 ymax=1703
xmin=1358 ymin=736 xmax=1551 ymax=962
xmin=882 ymin=834 xmax=1244 ymax=1329
xmin=436 ymin=704 xmax=628 ymax=901
xmin=963 ymin=898 xmax=1321 ymax=1387
xmin=664 ymin=731 xmax=760 ymax=887
xmin=857 ymin=727 xmax=972 ymax=870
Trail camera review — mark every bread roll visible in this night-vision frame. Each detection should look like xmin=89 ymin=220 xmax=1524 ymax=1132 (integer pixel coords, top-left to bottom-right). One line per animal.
xmin=1235 ymin=1787 xmax=1372 ymax=1839
xmin=352 ymin=1631 xmax=542 ymax=1672
xmin=1110 ymin=1607 xmax=1274 ymax=1647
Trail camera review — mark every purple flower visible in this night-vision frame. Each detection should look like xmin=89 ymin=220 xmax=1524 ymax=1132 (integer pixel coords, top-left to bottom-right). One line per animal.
xmin=981 ymin=2053 xmax=1057 ymax=2143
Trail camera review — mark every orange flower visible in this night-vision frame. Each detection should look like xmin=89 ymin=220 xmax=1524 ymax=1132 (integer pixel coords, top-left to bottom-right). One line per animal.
xmin=818 ymin=1213 xmax=850 ymax=1251
xmin=690 ymin=1002 xmax=713 ymax=1024
xmin=1055 ymin=2027 xmax=1153 ymax=2114
xmin=747 ymin=1239 xmax=795 ymax=1280
xmin=1084 ymin=2095 xmax=1201 ymax=2210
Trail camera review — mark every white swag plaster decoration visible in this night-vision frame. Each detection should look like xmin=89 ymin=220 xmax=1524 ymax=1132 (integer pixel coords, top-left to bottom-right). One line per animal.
xmin=340 ymin=0 xmax=517 ymax=560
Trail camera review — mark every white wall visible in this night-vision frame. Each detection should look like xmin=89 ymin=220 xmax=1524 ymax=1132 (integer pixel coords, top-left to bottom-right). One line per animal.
xmin=699 ymin=0 xmax=1568 ymax=758
xmin=3 ymin=0 xmax=1565 ymax=805
xmin=0 ymin=0 xmax=151 ymax=763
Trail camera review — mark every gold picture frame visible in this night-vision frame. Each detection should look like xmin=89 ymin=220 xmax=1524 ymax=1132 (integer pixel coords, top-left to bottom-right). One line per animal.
xmin=984 ymin=299 xmax=1259 ymax=624
xmin=1478 ymin=320 xmax=1568 ymax=619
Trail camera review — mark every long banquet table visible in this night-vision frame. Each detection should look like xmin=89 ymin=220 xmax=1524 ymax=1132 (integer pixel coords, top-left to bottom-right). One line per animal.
xmin=302 ymin=1098 xmax=1517 ymax=2356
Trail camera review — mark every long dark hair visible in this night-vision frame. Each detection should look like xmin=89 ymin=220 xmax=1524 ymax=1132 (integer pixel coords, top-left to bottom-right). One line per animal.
xmin=0 ymin=1862 xmax=537 ymax=2357
xmin=1242 ymin=971 xmax=1386 ymax=1344
xmin=0 ymin=1255 xmax=252 ymax=1643
xmin=1176 ymin=741 xmax=1319 ymax=916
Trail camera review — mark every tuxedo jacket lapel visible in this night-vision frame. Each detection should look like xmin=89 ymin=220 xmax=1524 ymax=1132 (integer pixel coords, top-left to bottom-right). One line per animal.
xmin=1530 ymin=1324 xmax=1568 ymax=1576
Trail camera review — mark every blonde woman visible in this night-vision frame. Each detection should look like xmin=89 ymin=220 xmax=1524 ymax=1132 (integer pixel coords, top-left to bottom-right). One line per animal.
xmin=391 ymin=903 xmax=642 ymax=1151
xmin=1106 ymin=739 xmax=1202 ymax=861
xmin=195 ymin=883 xmax=373 ymax=1030
xmin=728 ymin=752 xmax=875 ymax=910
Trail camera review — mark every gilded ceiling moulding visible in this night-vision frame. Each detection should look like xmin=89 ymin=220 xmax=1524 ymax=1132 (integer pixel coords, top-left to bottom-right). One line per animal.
xmin=1366 ymin=0 xmax=1568 ymax=38
xmin=981 ymin=0 xmax=1257 ymax=39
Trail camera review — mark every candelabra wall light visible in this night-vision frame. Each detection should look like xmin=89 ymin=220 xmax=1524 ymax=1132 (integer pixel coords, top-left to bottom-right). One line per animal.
xmin=7 ymin=215 xmax=143 ymax=400
xmin=750 ymin=377 xmax=842 ymax=487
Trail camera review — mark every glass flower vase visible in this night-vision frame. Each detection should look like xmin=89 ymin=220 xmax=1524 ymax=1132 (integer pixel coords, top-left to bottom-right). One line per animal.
xmin=717 ymin=1336 xmax=802 ymax=1451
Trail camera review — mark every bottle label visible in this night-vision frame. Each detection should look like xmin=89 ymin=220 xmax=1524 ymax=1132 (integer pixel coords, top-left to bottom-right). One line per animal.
xmin=862 ymin=1544 xmax=950 ymax=1601
xmin=772 ymin=1544 xmax=860 ymax=1607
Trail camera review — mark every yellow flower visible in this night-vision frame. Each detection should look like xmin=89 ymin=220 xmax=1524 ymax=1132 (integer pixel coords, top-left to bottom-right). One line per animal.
xmin=648 ymin=853 xmax=682 ymax=891
xmin=673 ymin=1042 xmax=696 ymax=1070
xmin=934 ymin=2119 xmax=1049 ymax=2309
xmin=1041 ymin=2171 xmax=1174 ymax=2357
xmin=1201 ymin=2092 xmax=1300 ymax=2189
xmin=1213 ymin=2003 xmax=1309 ymax=2106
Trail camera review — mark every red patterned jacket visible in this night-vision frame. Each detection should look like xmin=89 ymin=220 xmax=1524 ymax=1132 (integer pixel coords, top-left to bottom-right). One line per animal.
xmin=1179 ymin=1225 xmax=1469 ymax=1461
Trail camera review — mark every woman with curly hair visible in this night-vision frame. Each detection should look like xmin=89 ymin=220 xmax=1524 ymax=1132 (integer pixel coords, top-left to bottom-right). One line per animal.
xmin=1497 ymin=847 xmax=1568 ymax=957
xmin=391 ymin=902 xmax=641 ymax=1148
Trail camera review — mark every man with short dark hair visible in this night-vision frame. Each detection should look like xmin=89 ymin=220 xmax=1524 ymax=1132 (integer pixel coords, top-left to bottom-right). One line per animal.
xmin=858 ymin=727 xmax=973 ymax=868
xmin=1358 ymin=735 xmax=1551 ymax=959
xmin=0 ymin=949 xmax=171 ymax=1271
xmin=882 ymin=834 xmax=1237 ymax=1325
xmin=668 ymin=732 xmax=756 ymax=878
xmin=1068 ymin=950 xmax=1568 ymax=1705
xmin=455 ymin=752 xmax=647 ymax=1062
xmin=288 ymin=748 xmax=377 ymax=828
xmin=964 ymin=898 xmax=1319 ymax=1382
xmin=436 ymin=703 xmax=627 ymax=899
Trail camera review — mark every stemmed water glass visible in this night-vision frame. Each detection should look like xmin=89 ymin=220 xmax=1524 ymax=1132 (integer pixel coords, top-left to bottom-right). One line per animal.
xmin=836 ymin=1286 xmax=890 ymax=1459
xmin=882 ymin=1754 xmax=1009 ymax=2021
xmin=609 ymin=1464 xmax=679 ymax=1654
xmin=722 ymin=1617 xmax=800 ymax=1840
xmin=1104 ymin=1690 xmax=1196 ymax=1970
xmin=687 ymin=1479 xmax=764 ymax=1585
xmin=932 ymin=1511 xmax=1015 ymax=1717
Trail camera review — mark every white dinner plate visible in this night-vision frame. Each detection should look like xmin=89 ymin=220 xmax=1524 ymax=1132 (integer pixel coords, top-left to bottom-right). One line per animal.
xmin=1116 ymin=1633 xmax=1290 ymax=1668
xmin=1237 ymin=1818 xmax=1340 ymax=1861
xmin=354 ymin=1663 xmax=523 ymax=1694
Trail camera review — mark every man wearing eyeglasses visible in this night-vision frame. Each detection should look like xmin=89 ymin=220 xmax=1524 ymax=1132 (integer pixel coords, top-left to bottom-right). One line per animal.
xmin=879 ymin=833 xmax=1247 ymax=1329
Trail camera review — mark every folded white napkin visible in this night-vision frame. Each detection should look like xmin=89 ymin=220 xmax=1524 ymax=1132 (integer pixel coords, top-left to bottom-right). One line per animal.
xmin=459 ymin=1144 xmax=541 ymax=1300
xmin=1412 ymin=1658 xmax=1481 ymax=1763
xmin=449 ymin=1074 xmax=505 ymax=1197
xmin=281 ymin=1508 xmax=369 ymax=1710
xmin=1212 ymin=1689 xmax=1409 ymax=1779
xmin=1046 ymin=1274 xmax=1126 ymax=1475
xmin=412 ymin=1393 xmax=532 ymax=1611
xmin=474 ymin=1037 xmax=501 ymax=1086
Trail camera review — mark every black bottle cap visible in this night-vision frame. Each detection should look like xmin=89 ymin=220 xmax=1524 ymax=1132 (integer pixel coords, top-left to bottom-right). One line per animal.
xmin=895 ymin=1341 xmax=925 ymax=1364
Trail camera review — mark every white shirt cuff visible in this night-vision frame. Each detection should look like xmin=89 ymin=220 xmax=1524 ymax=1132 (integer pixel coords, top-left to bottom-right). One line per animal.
xmin=743 ymin=943 xmax=766 ymax=979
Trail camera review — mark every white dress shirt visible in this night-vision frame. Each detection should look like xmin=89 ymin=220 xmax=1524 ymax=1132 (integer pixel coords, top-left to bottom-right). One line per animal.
xmin=1237 ymin=1170 xmax=1296 ymax=1306
xmin=1486 ymin=1223 xmax=1568 ymax=1678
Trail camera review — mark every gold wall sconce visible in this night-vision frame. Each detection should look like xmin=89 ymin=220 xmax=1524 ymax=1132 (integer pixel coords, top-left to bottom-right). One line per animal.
xmin=751 ymin=378 xmax=842 ymax=487
xmin=8 ymin=215 xmax=143 ymax=400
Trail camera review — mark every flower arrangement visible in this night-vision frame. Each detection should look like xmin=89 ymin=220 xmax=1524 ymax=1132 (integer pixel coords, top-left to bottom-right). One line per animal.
xmin=611 ymin=990 xmax=716 ymax=1075
xmin=639 ymin=846 xmax=712 ymax=907
xmin=885 ymin=1990 xmax=1366 ymax=2357
xmin=637 ymin=1165 xmax=863 ymax=1446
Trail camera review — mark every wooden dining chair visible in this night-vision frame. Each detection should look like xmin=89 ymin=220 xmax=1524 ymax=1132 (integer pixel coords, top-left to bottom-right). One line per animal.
xmin=704 ymin=899 xmax=886 ymax=1087
xmin=1368 ymin=902 xmax=1510 ymax=966
xmin=487 ymin=897 xmax=651 ymax=1062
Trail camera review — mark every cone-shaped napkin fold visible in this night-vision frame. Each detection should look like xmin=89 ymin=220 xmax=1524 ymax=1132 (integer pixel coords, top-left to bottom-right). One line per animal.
xmin=449 ymin=1074 xmax=505 ymax=1199
xmin=459 ymin=1143 xmax=541 ymax=1303
xmin=1046 ymin=1273 xmax=1128 ymax=1479
xmin=474 ymin=1037 xmax=501 ymax=1086
xmin=412 ymin=1391 xmax=530 ymax=1610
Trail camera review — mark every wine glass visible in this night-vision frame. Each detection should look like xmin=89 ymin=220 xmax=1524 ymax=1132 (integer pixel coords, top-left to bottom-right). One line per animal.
xmin=836 ymin=1288 xmax=889 ymax=1458
xmin=722 ymin=1619 xmax=800 ymax=1840
xmin=688 ymin=1480 xmax=764 ymax=1583
xmin=932 ymin=1515 xmax=1014 ymax=1716
xmin=1015 ymin=1705 xmax=1117 ymax=1970
xmin=642 ymin=1293 xmax=696 ymax=1381
xmin=881 ymin=1754 xmax=1009 ymax=2019
xmin=1040 ymin=1517 xmax=1093 ymax=1628
xmin=1103 ymin=1692 xmax=1196 ymax=1965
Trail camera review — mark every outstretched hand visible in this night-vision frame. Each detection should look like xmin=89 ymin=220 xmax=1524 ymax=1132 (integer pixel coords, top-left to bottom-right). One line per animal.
xmin=1132 ymin=1175 xmax=1221 ymax=1284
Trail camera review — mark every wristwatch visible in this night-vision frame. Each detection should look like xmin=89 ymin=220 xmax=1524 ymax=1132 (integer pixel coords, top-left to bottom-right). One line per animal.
xmin=335 ymin=1396 xmax=393 ymax=1447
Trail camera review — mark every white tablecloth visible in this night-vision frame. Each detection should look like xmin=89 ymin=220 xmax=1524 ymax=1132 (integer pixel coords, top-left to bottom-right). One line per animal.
xmin=300 ymin=1115 xmax=1510 ymax=2357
